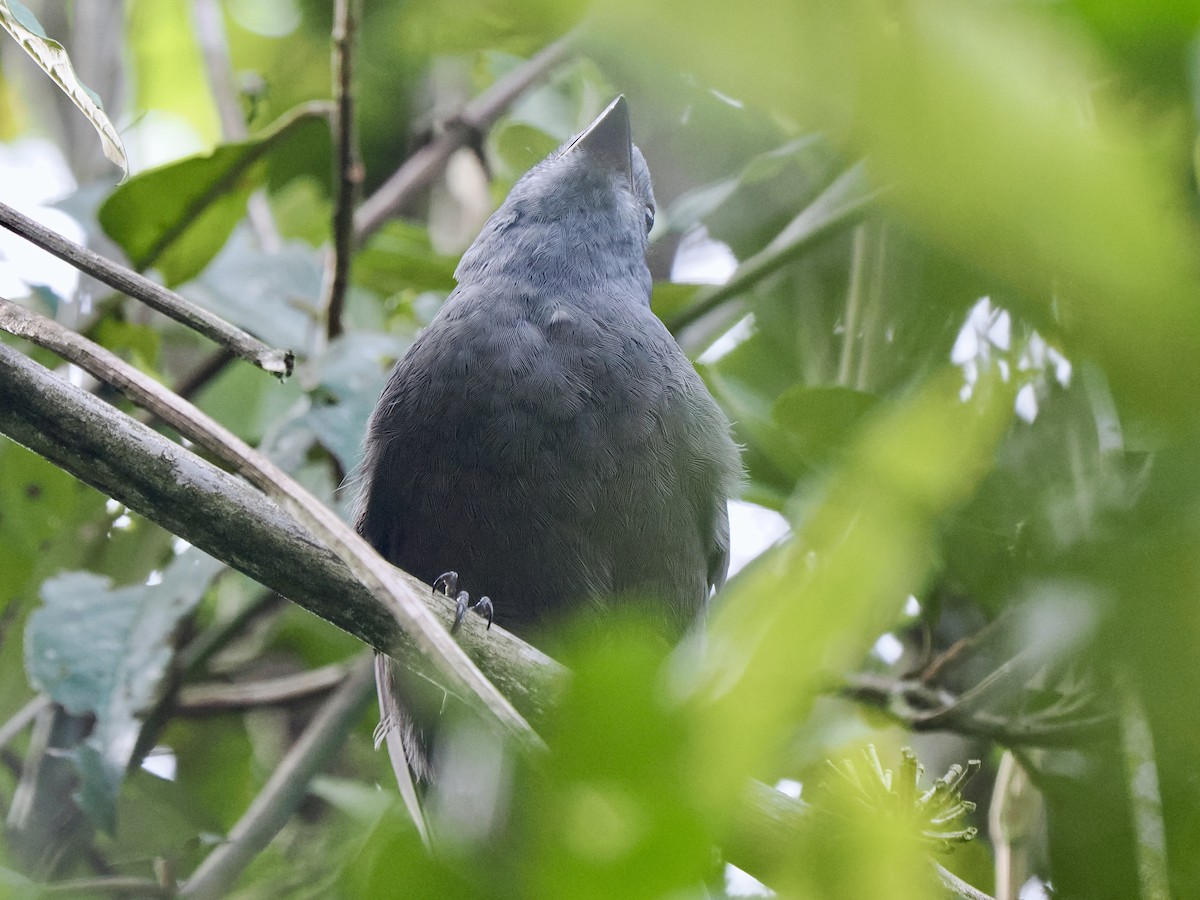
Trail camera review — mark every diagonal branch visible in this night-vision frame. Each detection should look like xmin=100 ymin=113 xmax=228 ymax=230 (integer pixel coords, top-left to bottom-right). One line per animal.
xmin=177 ymin=663 xmax=348 ymax=711
xmin=353 ymin=33 xmax=574 ymax=243
xmin=666 ymin=163 xmax=881 ymax=335
xmin=0 ymin=201 xmax=293 ymax=377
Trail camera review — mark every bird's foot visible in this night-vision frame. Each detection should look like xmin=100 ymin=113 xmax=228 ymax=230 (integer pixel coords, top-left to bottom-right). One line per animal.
xmin=433 ymin=571 xmax=495 ymax=634
xmin=453 ymin=594 xmax=493 ymax=634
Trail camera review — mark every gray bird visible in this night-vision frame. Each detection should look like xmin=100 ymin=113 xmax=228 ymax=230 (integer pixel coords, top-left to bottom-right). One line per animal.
xmin=354 ymin=96 xmax=741 ymax=839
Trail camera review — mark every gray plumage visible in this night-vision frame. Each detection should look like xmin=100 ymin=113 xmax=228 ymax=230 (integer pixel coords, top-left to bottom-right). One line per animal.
xmin=354 ymin=97 xmax=740 ymax=815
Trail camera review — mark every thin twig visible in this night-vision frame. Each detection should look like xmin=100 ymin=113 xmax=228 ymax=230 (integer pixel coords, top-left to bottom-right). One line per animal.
xmin=353 ymin=33 xmax=574 ymax=243
xmin=137 ymin=347 xmax=236 ymax=431
xmin=192 ymin=0 xmax=282 ymax=250
xmin=178 ymin=663 xmax=347 ymax=711
xmin=323 ymin=0 xmax=363 ymax=340
xmin=0 ymin=202 xmax=293 ymax=377
xmin=855 ymin=221 xmax=888 ymax=391
xmin=935 ymin=861 xmax=998 ymax=900
xmin=173 ymin=347 xmax=237 ymax=401
xmin=0 ymin=694 xmax=50 ymax=753
xmin=1117 ymin=674 xmax=1169 ymax=900
xmin=177 ymin=592 xmax=283 ymax=676
xmin=36 ymin=876 xmax=170 ymax=897
xmin=839 ymin=670 xmax=1114 ymax=745
xmin=193 ymin=0 xmax=248 ymax=141
xmin=132 ymin=591 xmax=284 ymax=768
xmin=666 ymin=163 xmax=880 ymax=334
xmin=179 ymin=654 xmax=375 ymax=899
xmin=0 ymin=298 xmax=539 ymax=754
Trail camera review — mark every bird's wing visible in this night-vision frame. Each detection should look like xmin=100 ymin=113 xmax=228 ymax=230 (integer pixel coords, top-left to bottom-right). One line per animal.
xmin=707 ymin=491 xmax=732 ymax=595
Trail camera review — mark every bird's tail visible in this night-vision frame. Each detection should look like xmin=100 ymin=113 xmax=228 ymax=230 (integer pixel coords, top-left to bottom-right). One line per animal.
xmin=373 ymin=652 xmax=432 ymax=848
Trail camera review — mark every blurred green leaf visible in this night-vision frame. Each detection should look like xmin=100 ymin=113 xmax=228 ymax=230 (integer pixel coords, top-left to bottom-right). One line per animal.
xmin=162 ymin=712 xmax=255 ymax=834
xmin=688 ymin=367 xmax=1014 ymax=811
xmin=521 ymin=616 xmax=714 ymax=899
xmin=336 ymin=798 xmax=472 ymax=898
xmin=773 ymin=385 xmax=877 ymax=467
xmin=669 ymin=136 xmax=841 ymax=257
xmin=649 ymin=280 xmax=700 ymax=322
xmin=127 ymin=0 xmax=220 ymax=146
xmin=352 ymin=220 xmax=459 ymax=298
xmin=0 ymin=440 xmax=110 ymax=605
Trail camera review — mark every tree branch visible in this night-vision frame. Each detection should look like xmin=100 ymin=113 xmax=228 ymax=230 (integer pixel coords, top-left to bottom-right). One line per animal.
xmin=37 ymin=876 xmax=169 ymax=897
xmin=353 ymin=33 xmax=574 ymax=243
xmin=0 ymin=202 xmax=292 ymax=377
xmin=0 ymin=299 xmax=539 ymax=754
xmin=838 ymin=670 xmax=1115 ymax=746
xmin=177 ymin=664 xmax=347 ymax=711
xmin=666 ymin=163 xmax=880 ymax=336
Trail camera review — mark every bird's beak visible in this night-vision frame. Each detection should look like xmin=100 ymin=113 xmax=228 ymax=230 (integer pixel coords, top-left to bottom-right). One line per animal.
xmin=568 ymin=95 xmax=634 ymax=187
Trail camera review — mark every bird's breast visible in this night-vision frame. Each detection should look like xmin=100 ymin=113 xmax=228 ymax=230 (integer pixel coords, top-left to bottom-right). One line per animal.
xmin=419 ymin=291 xmax=669 ymax=479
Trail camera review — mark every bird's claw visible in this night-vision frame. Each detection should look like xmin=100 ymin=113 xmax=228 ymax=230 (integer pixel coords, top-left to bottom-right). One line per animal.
xmin=452 ymin=593 xmax=493 ymax=635
xmin=433 ymin=571 xmax=459 ymax=598
xmin=434 ymin=571 xmax=494 ymax=634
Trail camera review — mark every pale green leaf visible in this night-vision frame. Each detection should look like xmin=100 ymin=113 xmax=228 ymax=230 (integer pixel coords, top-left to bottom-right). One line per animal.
xmin=0 ymin=0 xmax=127 ymax=178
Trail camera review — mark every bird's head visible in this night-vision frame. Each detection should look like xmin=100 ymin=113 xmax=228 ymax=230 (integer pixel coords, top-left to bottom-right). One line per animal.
xmin=455 ymin=96 xmax=655 ymax=296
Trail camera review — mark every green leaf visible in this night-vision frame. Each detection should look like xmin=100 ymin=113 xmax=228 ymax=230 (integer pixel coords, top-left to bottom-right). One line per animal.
xmin=522 ymin=616 xmax=715 ymax=899
xmin=649 ymin=281 xmax=701 ymax=322
xmin=0 ymin=0 xmax=127 ymax=178
xmin=352 ymin=220 xmax=459 ymax=297
xmin=181 ymin=227 xmax=323 ymax=351
xmin=773 ymin=384 xmax=877 ymax=466
xmin=98 ymin=105 xmax=329 ymax=286
xmin=687 ymin=367 xmax=1014 ymax=811
xmin=285 ymin=332 xmax=408 ymax=474
xmin=25 ymin=550 xmax=224 ymax=831
xmin=491 ymin=121 xmax=561 ymax=178
xmin=0 ymin=440 xmax=109 ymax=606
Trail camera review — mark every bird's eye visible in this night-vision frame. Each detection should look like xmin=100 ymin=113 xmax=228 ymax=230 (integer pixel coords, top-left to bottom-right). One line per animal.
xmin=643 ymin=204 xmax=655 ymax=235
